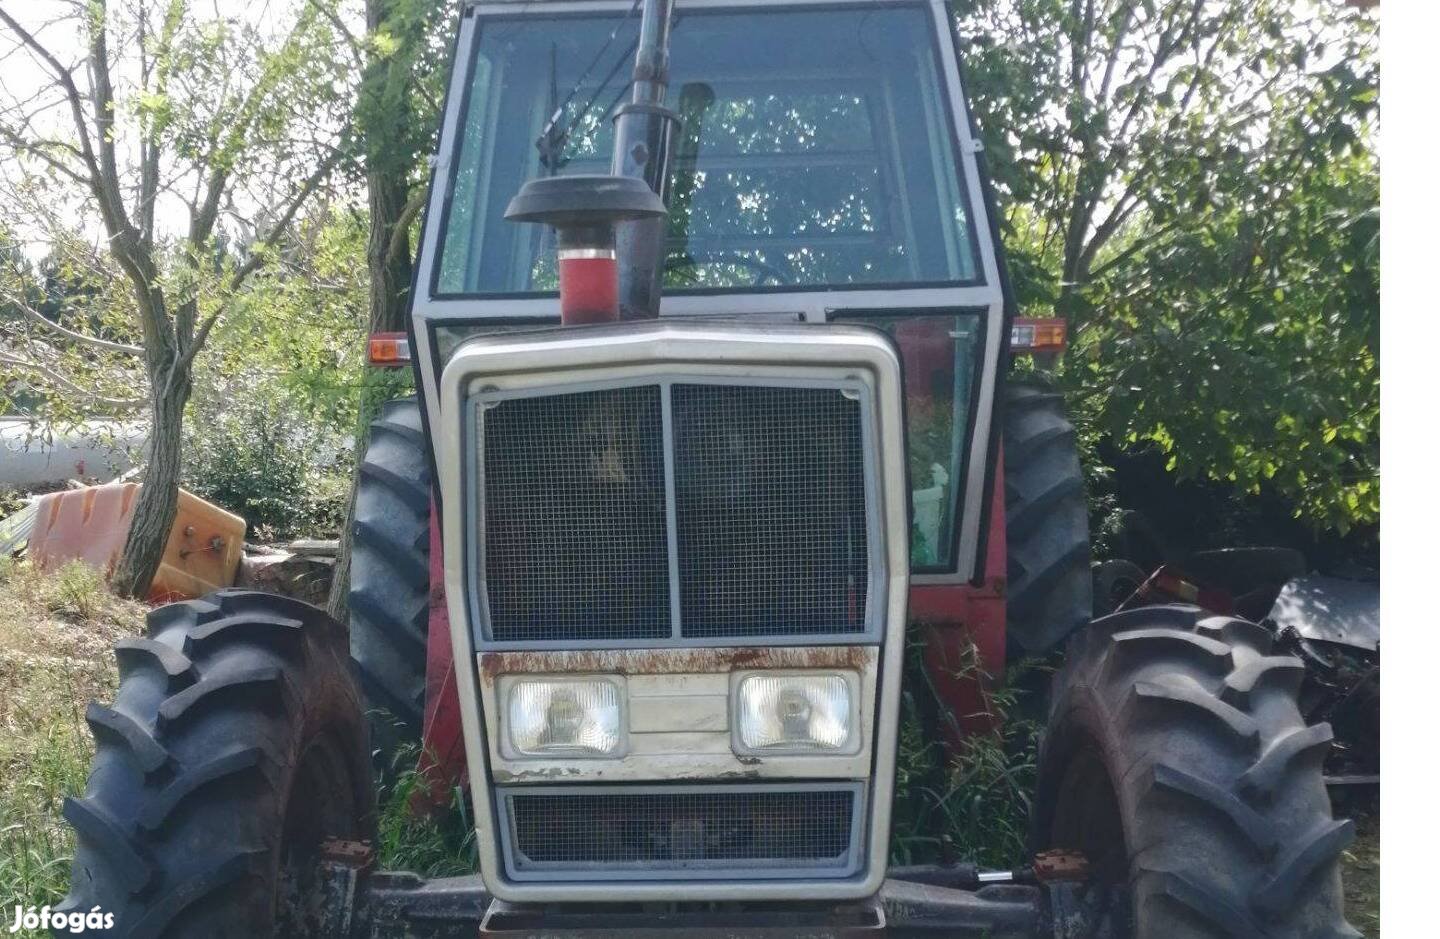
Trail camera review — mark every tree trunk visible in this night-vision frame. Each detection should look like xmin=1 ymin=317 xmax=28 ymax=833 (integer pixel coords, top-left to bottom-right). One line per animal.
xmin=367 ymin=172 xmax=414 ymax=336
xmin=111 ymin=370 xmax=188 ymax=598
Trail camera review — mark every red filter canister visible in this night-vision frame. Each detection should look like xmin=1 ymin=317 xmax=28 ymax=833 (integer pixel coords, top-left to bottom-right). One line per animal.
xmin=558 ymin=250 xmax=620 ymax=324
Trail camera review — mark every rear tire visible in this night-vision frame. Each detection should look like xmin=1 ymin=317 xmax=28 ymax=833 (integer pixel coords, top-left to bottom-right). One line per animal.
xmin=1032 ymin=604 xmax=1358 ymax=937
xmin=1002 ymin=381 xmax=1092 ymax=653
xmin=349 ymin=397 xmax=432 ymax=775
xmin=59 ymin=590 xmax=374 ymax=937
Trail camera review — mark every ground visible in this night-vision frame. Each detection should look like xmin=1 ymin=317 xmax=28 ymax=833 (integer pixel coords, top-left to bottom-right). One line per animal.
xmin=1343 ymin=808 xmax=1381 ymax=938
xmin=0 ymin=560 xmax=1381 ymax=936
xmin=0 ymin=559 xmax=143 ymax=935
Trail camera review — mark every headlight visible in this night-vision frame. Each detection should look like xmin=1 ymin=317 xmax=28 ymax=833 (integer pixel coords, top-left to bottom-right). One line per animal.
xmin=505 ymin=677 xmax=625 ymax=758
xmin=735 ymin=672 xmax=857 ymax=753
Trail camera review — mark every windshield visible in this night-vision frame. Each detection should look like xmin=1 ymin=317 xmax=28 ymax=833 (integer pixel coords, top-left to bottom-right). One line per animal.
xmin=435 ymin=4 xmax=980 ymax=296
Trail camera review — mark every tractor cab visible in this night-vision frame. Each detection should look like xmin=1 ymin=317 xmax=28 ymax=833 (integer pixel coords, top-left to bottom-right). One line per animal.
xmin=410 ymin=0 xmax=1008 ymax=587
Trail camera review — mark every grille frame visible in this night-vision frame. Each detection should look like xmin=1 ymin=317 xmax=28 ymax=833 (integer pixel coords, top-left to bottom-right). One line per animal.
xmin=436 ymin=322 xmax=913 ymax=903
xmin=465 ymin=373 xmax=886 ymax=650
xmin=495 ymin=782 xmax=867 ymax=882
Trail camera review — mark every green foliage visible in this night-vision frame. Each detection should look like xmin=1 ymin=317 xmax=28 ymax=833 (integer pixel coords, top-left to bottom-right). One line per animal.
xmin=354 ymin=0 xmax=451 ymax=184
xmin=36 ymin=561 xmax=112 ymax=623
xmin=184 ymin=377 xmax=351 ymax=540
xmin=956 ymin=0 xmax=1379 ymax=535
xmin=890 ymin=638 xmax=1045 ymax=868
xmin=374 ymin=744 xmax=478 ymax=878
xmin=1071 ymin=151 xmax=1378 ymax=532
xmin=206 ymin=210 xmax=374 ymax=431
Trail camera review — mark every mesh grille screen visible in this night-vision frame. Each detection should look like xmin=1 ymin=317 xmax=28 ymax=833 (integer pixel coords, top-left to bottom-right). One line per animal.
xmin=482 ymin=386 xmax=671 ymax=642
xmin=505 ymin=788 xmax=855 ymax=873
xmin=477 ymin=381 xmax=871 ymax=643
xmin=673 ymin=385 xmax=869 ymax=637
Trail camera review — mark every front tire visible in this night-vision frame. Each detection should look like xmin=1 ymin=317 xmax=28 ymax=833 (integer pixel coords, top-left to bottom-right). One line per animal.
xmin=59 ymin=591 xmax=374 ymax=937
xmin=1033 ymin=604 xmax=1357 ymax=937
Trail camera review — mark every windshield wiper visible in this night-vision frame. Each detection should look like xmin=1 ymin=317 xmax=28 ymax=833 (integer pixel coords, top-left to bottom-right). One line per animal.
xmin=536 ymin=0 xmax=644 ymax=171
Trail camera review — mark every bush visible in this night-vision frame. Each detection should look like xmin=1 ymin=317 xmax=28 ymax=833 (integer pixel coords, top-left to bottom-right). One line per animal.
xmin=185 ymin=378 xmax=351 ymax=542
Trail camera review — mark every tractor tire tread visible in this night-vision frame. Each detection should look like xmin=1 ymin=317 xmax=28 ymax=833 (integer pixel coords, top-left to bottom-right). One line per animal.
xmin=114 ymin=638 xmax=197 ymax=690
xmin=1002 ymin=381 xmax=1091 ymax=653
xmin=1238 ymin=724 xmax=1336 ymax=803
xmin=85 ymin=702 xmax=172 ymax=775
xmin=60 ymin=590 xmax=372 ymax=937
xmin=348 ymin=397 xmax=432 ymax=769
xmin=1034 ymin=607 xmax=1354 ymax=937
xmin=137 ymin=746 xmax=271 ymax=833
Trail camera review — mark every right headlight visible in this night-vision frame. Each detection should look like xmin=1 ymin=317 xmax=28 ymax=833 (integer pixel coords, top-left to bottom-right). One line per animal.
xmin=734 ymin=672 xmax=858 ymax=754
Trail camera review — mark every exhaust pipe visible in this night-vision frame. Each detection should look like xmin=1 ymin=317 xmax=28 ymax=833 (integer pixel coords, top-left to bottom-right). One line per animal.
xmin=504 ymin=0 xmax=676 ymax=325
xmin=611 ymin=0 xmax=678 ymax=321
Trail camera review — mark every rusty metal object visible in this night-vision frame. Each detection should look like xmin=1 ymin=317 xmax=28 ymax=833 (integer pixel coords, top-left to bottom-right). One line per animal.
xmin=321 ymin=839 xmax=377 ymax=869
xmin=313 ymin=840 xmax=377 ymax=939
xmin=1029 ymin=850 xmax=1090 ymax=884
xmin=479 ymin=645 xmax=874 ymax=684
xmin=26 ymin=482 xmax=245 ymax=601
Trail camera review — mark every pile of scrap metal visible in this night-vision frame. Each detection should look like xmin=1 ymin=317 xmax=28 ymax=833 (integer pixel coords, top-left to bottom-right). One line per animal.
xmin=0 ymin=481 xmax=246 ymax=602
xmin=1 ymin=481 xmax=339 ymax=606
xmin=1094 ymin=546 xmax=1380 ymax=791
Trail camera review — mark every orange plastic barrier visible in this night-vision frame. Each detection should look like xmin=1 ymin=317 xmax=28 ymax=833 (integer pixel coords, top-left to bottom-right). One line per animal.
xmin=27 ymin=483 xmax=246 ymax=602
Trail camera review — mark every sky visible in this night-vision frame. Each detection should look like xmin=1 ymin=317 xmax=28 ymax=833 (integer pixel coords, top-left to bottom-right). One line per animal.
xmin=0 ymin=0 xmax=360 ymax=256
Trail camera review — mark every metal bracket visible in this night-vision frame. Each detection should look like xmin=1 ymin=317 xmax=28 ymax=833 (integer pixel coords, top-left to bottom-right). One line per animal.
xmin=325 ymin=866 xmax=1118 ymax=937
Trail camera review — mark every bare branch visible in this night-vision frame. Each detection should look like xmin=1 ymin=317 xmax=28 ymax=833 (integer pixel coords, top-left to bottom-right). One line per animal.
xmin=384 ymin=185 xmax=427 ymax=264
xmin=0 ymin=349 xmax=147 ymax=410
xmin=178 ymin=139 xmax=349 ymax=371
xmin=0 ymin=125 xmax=91 ymax=186
xmin=137 ymin=0 xmax=185 ymax=245
xmin=1 ymin=289 xmax=144 ymax=356
xmin=0 ymin=4 xmax=133 ymax=238
xmin=308 ymin=0 xmax=364 ymax=70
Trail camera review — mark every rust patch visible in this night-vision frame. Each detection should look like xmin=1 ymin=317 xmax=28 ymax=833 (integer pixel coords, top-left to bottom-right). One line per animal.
xmin=479 ymin=645 xmax=873 ymax=684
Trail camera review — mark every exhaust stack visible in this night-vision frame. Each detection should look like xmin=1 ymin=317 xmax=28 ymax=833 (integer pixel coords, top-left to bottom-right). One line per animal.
xmin=611 ymin=0 xmax=678 ymax=320
xmin=504 ymin=0 xmax=677 ymax=324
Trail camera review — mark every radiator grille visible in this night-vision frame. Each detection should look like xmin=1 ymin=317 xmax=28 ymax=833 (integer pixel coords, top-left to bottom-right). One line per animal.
xmin=476 ymin=381 xmax=872 ymax=644
xmin=481 ymin=386 xmax=671 ymax=642
xmin=501 ymin=786 xmax=859 ymax=878
xmin=673 ymin=385 xmax=869 ymax=637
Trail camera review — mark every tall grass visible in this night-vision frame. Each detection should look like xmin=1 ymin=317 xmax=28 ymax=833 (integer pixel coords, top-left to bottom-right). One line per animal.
xmin=373 ymin=743 xmax=477 ymax=878
xmin=888 ymin=635 xmax=1047 ymax=869
xmin=0 ymin=560 xmax=142 ymax=937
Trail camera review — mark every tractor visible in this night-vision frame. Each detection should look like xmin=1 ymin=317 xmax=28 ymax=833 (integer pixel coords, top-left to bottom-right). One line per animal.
xmin=58 ymin=0 xmax=1356 ymax=935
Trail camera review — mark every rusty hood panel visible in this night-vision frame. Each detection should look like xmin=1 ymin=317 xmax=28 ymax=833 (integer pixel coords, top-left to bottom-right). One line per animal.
xmin=478 ymin=644 xmax=876 ymax=685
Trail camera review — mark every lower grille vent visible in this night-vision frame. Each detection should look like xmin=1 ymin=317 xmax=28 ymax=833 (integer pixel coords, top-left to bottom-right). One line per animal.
xmin=498 ymin=784 xmax=862 ymax=880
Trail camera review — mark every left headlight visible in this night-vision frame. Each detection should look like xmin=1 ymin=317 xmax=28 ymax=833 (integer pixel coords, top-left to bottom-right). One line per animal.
xmin=734 ymin=672 xmax=858 ymax=754
xmin=505 ymin=677 xmax=625 ymax=758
